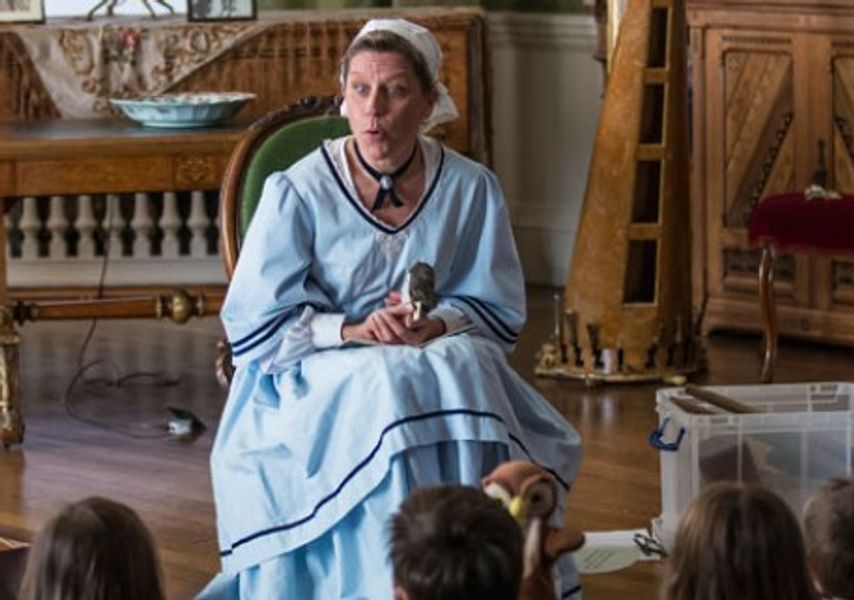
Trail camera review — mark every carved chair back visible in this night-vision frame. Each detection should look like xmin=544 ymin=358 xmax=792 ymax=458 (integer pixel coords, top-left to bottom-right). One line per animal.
xmin=219 ymin=95 xmax=350 ymax=280
xmin=216 ymin=96 xmax=350 ymax=386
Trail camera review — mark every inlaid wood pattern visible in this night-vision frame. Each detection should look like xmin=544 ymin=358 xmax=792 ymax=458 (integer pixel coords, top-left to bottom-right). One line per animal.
xmin=724 ymin=50 xmax=794 ymax=226
xmin=724 ymin=248 xmax=794 ymax=282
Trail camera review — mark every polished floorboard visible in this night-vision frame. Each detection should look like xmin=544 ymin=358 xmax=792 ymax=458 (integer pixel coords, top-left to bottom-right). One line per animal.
xmin=1 ymin=286 xmax=853 ymax=599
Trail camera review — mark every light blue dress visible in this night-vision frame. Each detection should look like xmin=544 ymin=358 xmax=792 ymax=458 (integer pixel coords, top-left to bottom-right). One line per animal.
xmin=203 ymin=137 xmax=583 ymax=599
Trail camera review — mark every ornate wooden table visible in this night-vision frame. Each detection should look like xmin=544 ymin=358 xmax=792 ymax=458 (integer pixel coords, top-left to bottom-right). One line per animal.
xmin=0 ymin=119 xmax=247 ymax=198
xmin=0 ymin=119 xmax=246 ymax=447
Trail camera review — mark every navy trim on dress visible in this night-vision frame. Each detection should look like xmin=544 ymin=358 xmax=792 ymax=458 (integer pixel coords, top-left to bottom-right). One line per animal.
xmin=219 ymin=407 xmax=569 ymax=557
xmin=458 ymin=295 xmax=519 ymax=340
xmin=452 ymin=296 xmax=518 ymax=345
xmin=230 ymin=312 xmax=293 ymax=355
xmin=320 ymin=141 xmax=444 ymax=236
xmin=231 ymin=304 xmax=321 ymax=357
xmin=562 ymin=584 xmax=582 ymax=598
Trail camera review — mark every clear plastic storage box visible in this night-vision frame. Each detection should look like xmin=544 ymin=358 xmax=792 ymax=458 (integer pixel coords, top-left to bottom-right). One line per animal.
xmin=652 ymin=382 xmax=853 ymax=548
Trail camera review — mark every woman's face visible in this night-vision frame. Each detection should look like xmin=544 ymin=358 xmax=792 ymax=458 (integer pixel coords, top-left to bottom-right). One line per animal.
xmin=344 ymin=50 xmax=435 ymax=170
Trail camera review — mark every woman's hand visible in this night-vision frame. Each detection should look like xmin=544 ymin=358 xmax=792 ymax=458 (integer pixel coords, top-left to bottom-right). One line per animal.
xmin=369 ymin=303 xmax=445 ymax=345
xmin=341 ymin=320 xmax=378 ymax=344
xmin=341 ymin=300 xmax=446 ymax=346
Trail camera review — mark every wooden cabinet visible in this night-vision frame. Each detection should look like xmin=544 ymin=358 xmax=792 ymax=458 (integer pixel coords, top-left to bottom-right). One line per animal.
xmin=689 ymin=1 xmax=854 ymax=345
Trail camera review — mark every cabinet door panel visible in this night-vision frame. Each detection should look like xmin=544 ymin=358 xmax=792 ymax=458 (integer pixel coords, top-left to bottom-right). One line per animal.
xmin=832 ymin=259 xmax=854 ymax=307
xmin=723 ymin=50 xmax=795 ymax=228
xmin=832 ymin=56 xmax=854 ymax=194
xmin=716 ymin=45 xmax=798 ymax=298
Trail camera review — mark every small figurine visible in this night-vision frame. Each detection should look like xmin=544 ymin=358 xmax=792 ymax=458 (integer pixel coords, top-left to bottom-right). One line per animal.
xmin=535 ymin=342 xmax=560 ymax=371
xmin=805 ymin=139 xmax=841 ymax=200
xmin=482 ymin=461 xmax=585 ymax=600
xmin=406 ymin=262 xmax=436 ymax=323
xmin=87 ymin=0 xmax=175 ymax=20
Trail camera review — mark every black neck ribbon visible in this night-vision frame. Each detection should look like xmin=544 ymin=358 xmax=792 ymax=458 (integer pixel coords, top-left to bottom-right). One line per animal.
xmin=354 ymin=140 xmax=418 ymax=212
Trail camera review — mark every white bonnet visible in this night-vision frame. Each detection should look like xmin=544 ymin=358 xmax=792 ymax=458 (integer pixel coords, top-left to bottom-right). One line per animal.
xmin=339 ymin=18 xmax=459 ymax=133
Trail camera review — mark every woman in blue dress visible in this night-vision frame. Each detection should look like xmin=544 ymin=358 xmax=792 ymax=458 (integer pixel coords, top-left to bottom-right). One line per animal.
xmin=204 ymin=18 xmax=583 ymax=599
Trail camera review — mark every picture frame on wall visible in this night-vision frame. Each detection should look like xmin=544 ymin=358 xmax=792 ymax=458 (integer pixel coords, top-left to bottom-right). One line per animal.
xmin=0 ymin=0 xmax=45 ymax=23
xmin=188 ymin=0 xmax=256 ymax=22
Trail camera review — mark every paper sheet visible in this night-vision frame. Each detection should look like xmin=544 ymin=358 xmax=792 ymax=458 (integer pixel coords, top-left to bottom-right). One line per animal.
xmin=574 ymin=529 xmax=661 ymax=574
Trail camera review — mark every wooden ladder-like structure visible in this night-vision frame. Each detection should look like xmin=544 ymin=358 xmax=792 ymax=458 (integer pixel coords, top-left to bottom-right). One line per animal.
xmin=537 ymin=0 xmax=701 ymax=383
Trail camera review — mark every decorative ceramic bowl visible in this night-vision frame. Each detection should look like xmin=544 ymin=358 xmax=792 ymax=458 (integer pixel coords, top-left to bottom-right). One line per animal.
xmin=110 ymin=92 xmax=256 ymax=128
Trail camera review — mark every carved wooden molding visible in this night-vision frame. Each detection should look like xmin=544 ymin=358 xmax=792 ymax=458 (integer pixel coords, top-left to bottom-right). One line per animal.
xmin=724 ymin=248 xmax=795 ymax=281
xmin=833 ymin=260 xmax=854 ymax=287
xmin=722 ymin=35 xmax=791 ymax=47
xmin=175 ymin=156 xmax=217 ymax=189
xmin=746 ymin=111 xmax=794 ymax=219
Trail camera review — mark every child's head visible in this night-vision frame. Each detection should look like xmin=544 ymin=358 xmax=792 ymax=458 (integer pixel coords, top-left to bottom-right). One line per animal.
xmin=663 ymin=482 xmax=815 ymax=600
xmin=804 ymin=477 xmax=854 ymax=599
xmin=389 ymin=484 xmax=523 ymax=600
xmin=19 ymin=496 xmax=164 ymax=600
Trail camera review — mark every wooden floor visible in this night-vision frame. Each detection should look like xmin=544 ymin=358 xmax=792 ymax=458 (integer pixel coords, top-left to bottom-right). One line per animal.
xmin=1 ymin=286 xmax=853 ymax=599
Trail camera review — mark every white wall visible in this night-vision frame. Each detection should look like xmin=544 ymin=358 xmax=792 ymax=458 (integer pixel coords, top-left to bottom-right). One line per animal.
xmin=488 ymin=12 xmax=601 ymax=286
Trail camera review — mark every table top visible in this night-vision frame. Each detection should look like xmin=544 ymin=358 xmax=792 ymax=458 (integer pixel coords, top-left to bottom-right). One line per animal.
xmin=0 ymin=119 xmax=251 ymax=159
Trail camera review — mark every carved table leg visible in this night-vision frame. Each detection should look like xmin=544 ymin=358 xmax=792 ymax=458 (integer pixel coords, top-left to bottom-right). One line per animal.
xmin=215 ymin=339 xmax=234 ymax=390
xmin=758 ymin=244 xmax=777 ymax=383
xmin=0 ymin=308 xmax=23 ymax=449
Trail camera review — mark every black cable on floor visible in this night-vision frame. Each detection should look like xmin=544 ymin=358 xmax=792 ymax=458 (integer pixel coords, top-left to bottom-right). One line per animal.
xmin=60 ymin=194 xmax=183 ymax=439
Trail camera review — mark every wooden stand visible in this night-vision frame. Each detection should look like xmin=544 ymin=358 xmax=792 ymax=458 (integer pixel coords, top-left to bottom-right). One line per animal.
xmin=538 ymin=0 xmax=701 ymax=383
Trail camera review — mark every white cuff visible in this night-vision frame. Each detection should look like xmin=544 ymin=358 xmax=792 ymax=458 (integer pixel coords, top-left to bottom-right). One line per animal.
xmin=310 ymin=313 xmax=346 ymax=348
xmin=429 ymin=304 xmax=471 ymax=335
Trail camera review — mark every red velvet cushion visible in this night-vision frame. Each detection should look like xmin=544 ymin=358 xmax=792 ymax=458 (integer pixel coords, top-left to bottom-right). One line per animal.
xmin=748 ymin=193 xmax=854 ymax=253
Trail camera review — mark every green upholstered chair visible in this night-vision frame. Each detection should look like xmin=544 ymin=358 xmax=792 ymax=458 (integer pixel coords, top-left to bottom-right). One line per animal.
xmin=215 ymin=96 xmax=350 ymax=386
xmin=219 ymin=95 xmax=351 ymax=280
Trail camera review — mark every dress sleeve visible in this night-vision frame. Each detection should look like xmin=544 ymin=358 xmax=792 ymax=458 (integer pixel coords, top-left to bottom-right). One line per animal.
xmin=220 ymin=171 xmax=336 ymax=370
xmin=429 ymin=304 xmax=471 ymax=334
xmin=441 ymin=167 xmax=526 ymax=351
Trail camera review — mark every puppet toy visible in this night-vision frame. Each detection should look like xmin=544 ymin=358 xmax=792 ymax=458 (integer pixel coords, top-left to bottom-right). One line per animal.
xmin=405 ymin=262 xmax=437 ymax=323
xmin=483 ymin=460 xmax=585 ymax=600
